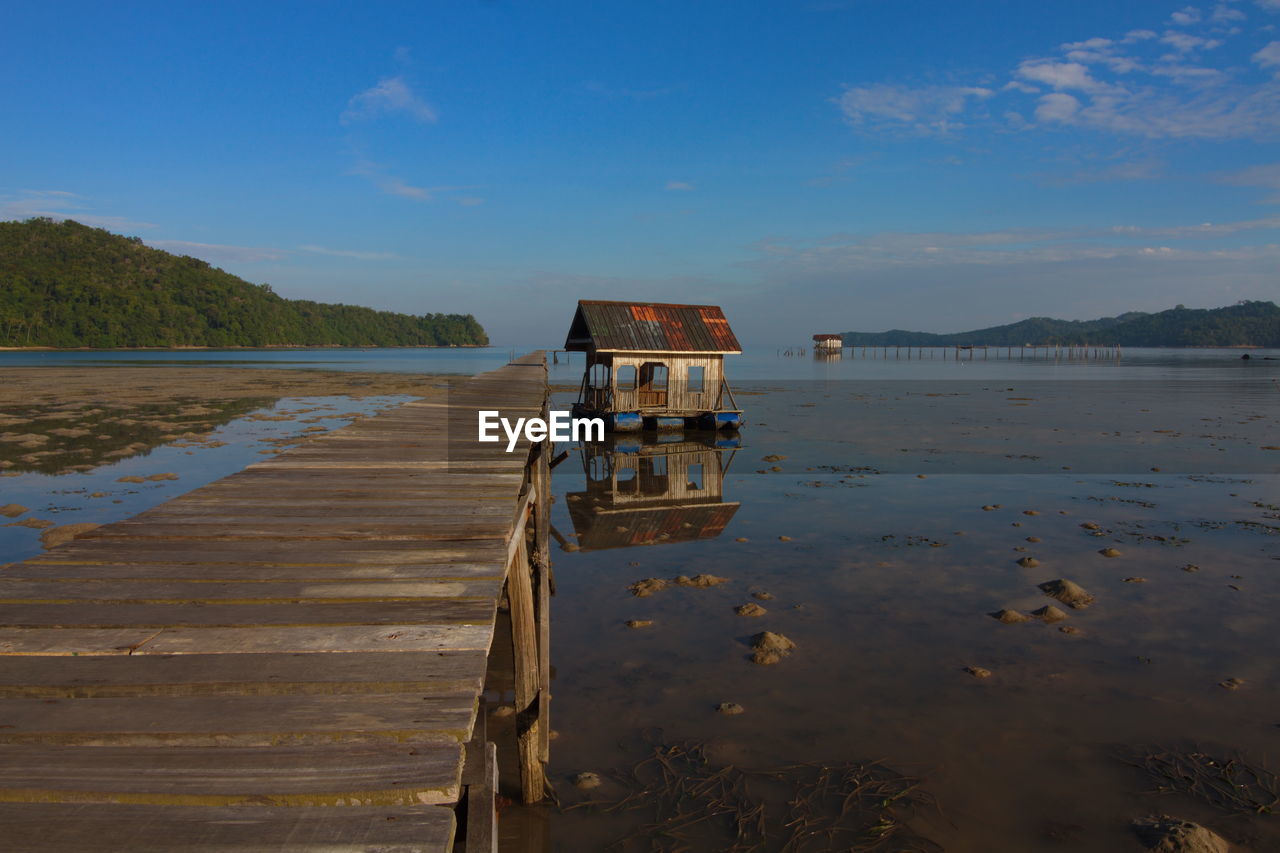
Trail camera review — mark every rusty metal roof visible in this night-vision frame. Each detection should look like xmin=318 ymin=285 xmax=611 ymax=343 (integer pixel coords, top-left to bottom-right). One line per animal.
xmin=565 ymin=500 xmax=740 ymax=551
xmin=565 ymin=300 xmax=741 ymax=353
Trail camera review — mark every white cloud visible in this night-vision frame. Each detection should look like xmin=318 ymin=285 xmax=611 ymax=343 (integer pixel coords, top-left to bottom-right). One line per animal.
xmin=1217 ymin=161 xmax=1280 ymax=201
xmin=348 ymin=158 xmax=473 ymax=201
xmin=1257 ymin=0 xmax=1280 ymax=11
xmin=1016 ymin=61 xmax=1108 ymax=92
xmin=836 ymin=9 xmax=1280 ymax=140
xmin=665 ymin=181 xmax=694 ymax=191
xmin=1212 ymin=4 xmax=1247 ymax=22
xmin=1254 ymin=40 xmax=1280 ymax=66
xmin=1035 ymin=93 xmax=1081 ymax=122
xmin=341 ymin=76 xmax=437 ymax=124
xmin=1160 ymin=31 xmax=1221 ymax=52
xmin=836 ymin=84 xmax=992 ymax=133
xmin=145 ymin=240 xmax=286 ymax=263
xmin=1171 ymin=6 xmax=1203 ymax=25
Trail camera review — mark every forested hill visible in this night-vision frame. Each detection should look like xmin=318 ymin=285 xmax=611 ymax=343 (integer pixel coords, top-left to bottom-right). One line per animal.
xmin=0 ymin=218 xmax=488 ymax=348
xmin=843 ymin=301 xmax=1280 ymax=348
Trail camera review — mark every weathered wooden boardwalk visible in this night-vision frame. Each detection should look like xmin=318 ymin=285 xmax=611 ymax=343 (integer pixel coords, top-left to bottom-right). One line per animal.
xmin=0 ymin=354 xmax=551 ymax=851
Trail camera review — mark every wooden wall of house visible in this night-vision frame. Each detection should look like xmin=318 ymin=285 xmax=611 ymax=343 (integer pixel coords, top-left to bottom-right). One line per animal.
xmin=595 ymin=353 xmax=724 ymax=413
xmin=608 ymin=446 xmax=725 ymax=506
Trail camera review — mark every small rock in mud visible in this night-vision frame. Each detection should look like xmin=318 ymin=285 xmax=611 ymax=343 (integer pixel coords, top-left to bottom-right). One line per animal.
xmin=716 ymin=702 xmax=746 ymax=715
xmin=116 ymin=476 xmax=146 ymax=484
xmin=1039 ymin=579 xmax=1096 ymax=609
xmin=761 ymin=454 xmax=786 ymax=462
xmin=981 ymin=505 xmax=997 ymax=511
xmin=777 ymin=535 xmax=792 ymax=542
xmin=1080 ymin=522 xmax=1100 ymax=530
xmin=562 ymin=542 xmax=580 ymax=552
xmin=628 ymin=578 xmax=670 ymax=597
xmin=752 ymin=591 xmax=774 ymax=601
xmin=964 ymin=666 xmax=992 ymax=679
xmin=39 ymin=523 xmax=102 ymax=549
xmin=991 ymin=609 xmax=1031 ymax=624
xmin=1181 ymin=564 xmax=1199 ymax=572
xmin=677 ymin=574 xmax=728 ymax=588
xmin=916 ymin=474 xmax=927 ymax=479
xmin=1131 ymin=815 xmax=1228 ymax=853
xmin=1026 ymin=536 xmax=1041 ymax=543
xmin=769 ymin=465 xmax=783 ymax=472
xmin=735 ymin=537 xmax=749 ymax=542
xmin=750 ymin=631 xmax=796 ymax=664
xmin=625 ymin=620 xmax=653 ymax=629
xmin=573 ymin=771 xmax=603 ymax=790
xmin=1016 ymin=556 xmax=1040 ymax=568
xmin=1023 ymin=510 xmax=1040 ymax=516
xmin=1098 ymin=547 xmax=1121 ymax=558
xmin=146 ymin=472 xmax=179 ymax=481
xmin=1219 ymin=677 xmax=1244 ymax=690
xmin=734 ymin=603 xmax=767 ymax=618
xmin=1059 ymin=625 xmax=1080 ymax=635
xmin=1124 ymin=577 xmax=1147 ymax=583
xmin=0 ymin=504 xmax=27 ymax=518
xmin=1032 ymin=605 xmax=1068 ymax=623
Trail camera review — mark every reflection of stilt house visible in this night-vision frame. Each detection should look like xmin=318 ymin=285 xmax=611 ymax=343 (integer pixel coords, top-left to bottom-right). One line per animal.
xmin=564 ymin=437 xmax=740 ymax=551
xmin=566 ymin=300 xmax=743 ymax=431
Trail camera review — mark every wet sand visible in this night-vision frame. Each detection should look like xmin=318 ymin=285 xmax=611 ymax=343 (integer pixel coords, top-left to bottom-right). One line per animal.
xmin=507 ymin=376 xmax=1278 ymax=851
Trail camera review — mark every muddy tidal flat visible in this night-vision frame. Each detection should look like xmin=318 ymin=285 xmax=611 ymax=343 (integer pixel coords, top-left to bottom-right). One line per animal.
xmin=0 ymin=366 xmax=438 ymax=562
xmin=520 ymin=372 xmax=1279 ymax=852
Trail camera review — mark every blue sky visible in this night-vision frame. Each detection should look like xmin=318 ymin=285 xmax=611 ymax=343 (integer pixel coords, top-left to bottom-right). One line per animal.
xmin=3 ymin=1 xmax=1278 ymax=345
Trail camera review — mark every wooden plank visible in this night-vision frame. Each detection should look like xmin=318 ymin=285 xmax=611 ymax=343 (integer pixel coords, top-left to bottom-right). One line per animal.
xmin=0 ymin=629 xmax=161 ymax=656
xmin=0 ymin=693 xmax=475 ymax=747
xmin=507 ymin=535 xmax=546 ymax=803
xmin=0 ymin=599 xmax=497 ymax=628
xmin=0 ymin=743 xmax=461 ymax=803
xmin=0 ymin=650 xmax=487 ymax=698
xmin=136 ymin=623 xmax=494 ymax=655
xmin=0 ymin=803 xmax=455 ymax=851
xmin=0 ymin=578 xmax=503 ymax=603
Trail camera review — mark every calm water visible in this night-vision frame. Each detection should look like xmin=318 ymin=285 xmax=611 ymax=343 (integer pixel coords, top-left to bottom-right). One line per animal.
xmin=3 ymin=346 xmax=1278 ymax=851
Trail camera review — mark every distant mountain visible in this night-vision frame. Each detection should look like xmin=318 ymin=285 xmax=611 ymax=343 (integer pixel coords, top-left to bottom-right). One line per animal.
xmin=0 ymin=218 xmax=488 ymax=348
xmin=843 ymin=302 xmax=1280 ymax=347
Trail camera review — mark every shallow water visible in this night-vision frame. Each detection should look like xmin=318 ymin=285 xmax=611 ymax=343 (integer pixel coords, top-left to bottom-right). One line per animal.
xmin=514 ymin=368 xmax=1279 ymax=851
xmin=0 ymin=395 xmax=411 ymax=563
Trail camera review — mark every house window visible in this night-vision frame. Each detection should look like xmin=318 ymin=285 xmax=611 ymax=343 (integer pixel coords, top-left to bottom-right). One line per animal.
xmin=588 ymin=363 xmax=610 ymax=388
xmin=616 ymin=364 xmax=636 ymax=391
xmin=687 ymin=462 xmax=703 ymax=490
xmin=687 ymin=365 xmax=705 ymax=393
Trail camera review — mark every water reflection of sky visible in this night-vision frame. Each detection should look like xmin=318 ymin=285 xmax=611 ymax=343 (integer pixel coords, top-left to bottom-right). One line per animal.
xmin=4 ymin=345 xmax=1278 ymax=383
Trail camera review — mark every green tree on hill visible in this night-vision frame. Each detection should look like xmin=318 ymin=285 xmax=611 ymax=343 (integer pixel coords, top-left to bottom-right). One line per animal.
xmin=0 ymin=218 xmax=489 ymax=348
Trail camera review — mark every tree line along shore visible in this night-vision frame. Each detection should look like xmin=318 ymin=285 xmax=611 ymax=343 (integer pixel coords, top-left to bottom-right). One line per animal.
xmin=0 ymin=218 xmax=488 ymax=349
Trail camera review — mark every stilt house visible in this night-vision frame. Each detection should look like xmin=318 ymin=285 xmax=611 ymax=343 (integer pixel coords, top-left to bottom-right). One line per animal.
xmin=565 ymin=300 xmax=743 ymax=431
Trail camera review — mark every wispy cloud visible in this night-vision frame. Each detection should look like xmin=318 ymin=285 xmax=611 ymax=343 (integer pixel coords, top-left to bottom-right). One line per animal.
xmin=0 ymin=190 xmax=156 ymax=230
xmin=1217 ymin=160 xmax=1280 ymax=201
xmin=348 ymin=158 xmax=474 ymax=202
xmin=145 ymin=240 xmax=287 ymax=263
xmin=297 ymin=244 xmax=398 ymax=260
xmin=835 ymin=84 xmax=993 ymax=134
xmin=837 ymin=9 xmax=1280 ymax=139
xmin=665 ymin=180 xmax=694 ymax=191
xmin=341 ymin=76 xmax=437 ymax=124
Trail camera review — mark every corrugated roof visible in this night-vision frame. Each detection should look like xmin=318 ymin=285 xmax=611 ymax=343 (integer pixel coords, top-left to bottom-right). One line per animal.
xmin=565 ymin=300 xmax=741 ymax=353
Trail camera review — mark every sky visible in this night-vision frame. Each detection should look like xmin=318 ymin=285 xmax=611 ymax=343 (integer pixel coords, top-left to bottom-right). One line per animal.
xmin=2 ymin=0 xmax=1279 ymax=346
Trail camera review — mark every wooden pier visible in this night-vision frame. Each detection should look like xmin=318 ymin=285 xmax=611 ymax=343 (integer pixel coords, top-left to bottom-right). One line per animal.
xmin=0 ymin=353 xmax=552 ymax=851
